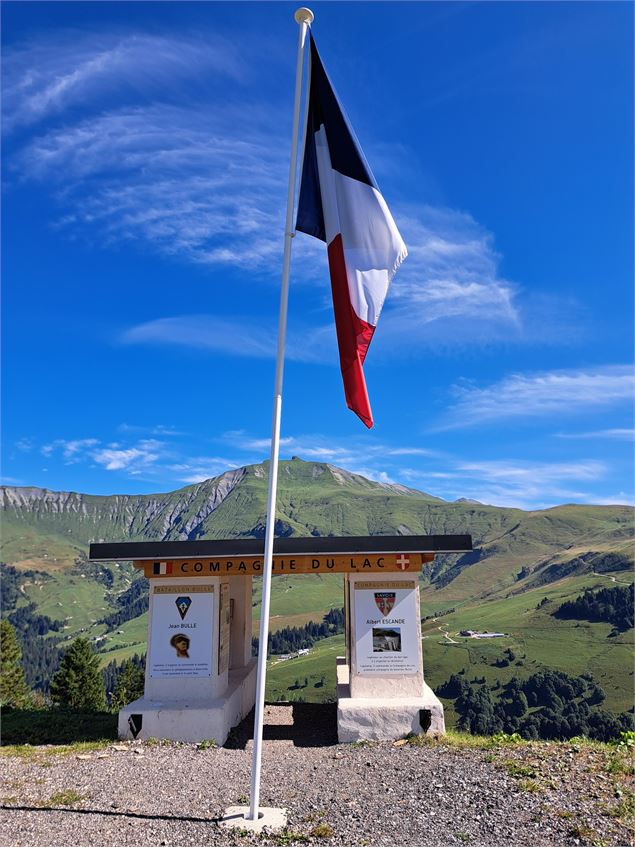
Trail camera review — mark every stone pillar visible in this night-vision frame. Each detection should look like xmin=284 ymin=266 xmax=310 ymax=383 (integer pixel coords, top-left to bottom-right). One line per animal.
xmin=118 ymin=575 xmax=256 ymax=744
xmin=336 ymin=572 xmax=445 ymax=742
xmin=229 ymin=575 xmax=253 ymax=669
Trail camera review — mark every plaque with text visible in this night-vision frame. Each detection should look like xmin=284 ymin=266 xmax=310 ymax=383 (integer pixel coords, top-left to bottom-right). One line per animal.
xmin=149 ymin=584 xmax=214 ymax=678
xmin=354 ymin=581 xmax=419 ymax=675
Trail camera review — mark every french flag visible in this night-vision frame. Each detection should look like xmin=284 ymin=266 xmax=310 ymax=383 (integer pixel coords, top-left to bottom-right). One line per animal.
xmin=296 ymin=35 xmax=407 ymax=428
xmin=152 ymin=561 xmax=173 ymax=576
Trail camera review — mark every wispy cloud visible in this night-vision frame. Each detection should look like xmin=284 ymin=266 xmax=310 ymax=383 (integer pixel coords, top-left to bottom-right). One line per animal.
xmin=555 ymin=428 xmax=634 ymax=441
xmin=7 ymin=31 xmax=578 ymax=352
xmin=166 ymin=457 xmax=245 ymax=485
xmin=1 ymin=475 xmax=25 ymax=485
xmin=15 ymin=438 xmax=35 ymax=452
xmin=222 ymin=429 xmax=445 ymax=464
xmin=41 ymin=437 xmax=164 ymax=474
xmin=121 ymin=315 xmax=276 ymax=358
xmin=3 ymin=32 xmax=243 ymax=132
xmin=587 ymin=493 xmax=635 ymax=507
xmin=120 ymin=314 xmax=338 ymax=364
xmin=438 ymin=365 xmax=634 ymax=429
xmin=223 ymin=433 xmax=295 ymax=452
xmin=92 ymin=439 xmax=163 ymax=472
xmin=115 ymin=197 xmax=571 ymax=361
xmin=456 ymin=458 xmax=605 ymax=483
xmin=401 ymin=458 xmax=612 ymax=510
xmin=14 ymin=105 xmax=292 ymax=271
xmin=19 ymin=101 xmax=524 ymax=340
xmin=118 ymin=423 xmax=188 ymax=437
xmin=41 ymin=438 xmax=99 ymax=461
xmin=377 ymin=205 xmax=519 ymax=347
xmin=27 ymin=434 xmax=251 ymax=486
xmin=454 ymin=458 xmax=610 ymax=510
xmin=229 ymin=431 xmax=619 ymax=509
xmin=384 ymin=447 xmax=441 ymax=458
xmin=15 ymin=427 xmax=630 ymax=509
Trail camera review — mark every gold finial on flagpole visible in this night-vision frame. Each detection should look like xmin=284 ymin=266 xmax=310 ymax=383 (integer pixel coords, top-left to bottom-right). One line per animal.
xmin=294 ymin=7 xmax=314 ymax=25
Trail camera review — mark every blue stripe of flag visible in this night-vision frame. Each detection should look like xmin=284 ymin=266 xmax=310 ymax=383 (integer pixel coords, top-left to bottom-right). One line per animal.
xmin=297 ymin=35 xmax=378 ymax=243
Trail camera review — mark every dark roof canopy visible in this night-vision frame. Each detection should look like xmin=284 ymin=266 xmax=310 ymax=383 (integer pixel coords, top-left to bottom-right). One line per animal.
xmin=89 ymin=534 xmax=472 ymax=562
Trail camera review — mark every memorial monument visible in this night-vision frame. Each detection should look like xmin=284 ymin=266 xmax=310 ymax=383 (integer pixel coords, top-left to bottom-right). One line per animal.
xmin=90 ymin=534 xmax=471 ymax=744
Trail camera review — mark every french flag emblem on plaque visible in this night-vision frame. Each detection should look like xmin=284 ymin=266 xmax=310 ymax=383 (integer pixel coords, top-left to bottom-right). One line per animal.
xmin=152 ymin=561 xmax=173 ymax=576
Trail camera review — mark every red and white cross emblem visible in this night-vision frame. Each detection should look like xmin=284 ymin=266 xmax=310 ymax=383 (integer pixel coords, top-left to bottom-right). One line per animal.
xmin=395 ymin=554 xmax=410 ymax=571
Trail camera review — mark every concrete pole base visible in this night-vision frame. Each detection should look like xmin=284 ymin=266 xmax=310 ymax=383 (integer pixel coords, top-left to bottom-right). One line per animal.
xmin=219 ymin=806 xmax=287 ymax=833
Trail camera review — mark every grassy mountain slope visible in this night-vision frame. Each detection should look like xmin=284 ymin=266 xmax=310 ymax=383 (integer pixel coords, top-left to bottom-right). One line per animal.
xmin=1 ymin=458 xmax=632 ymax=722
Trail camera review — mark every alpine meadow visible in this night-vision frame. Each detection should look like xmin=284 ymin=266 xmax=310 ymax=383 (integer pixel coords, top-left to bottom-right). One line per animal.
xmin=2 ymin=457 xmax=633 ymax=737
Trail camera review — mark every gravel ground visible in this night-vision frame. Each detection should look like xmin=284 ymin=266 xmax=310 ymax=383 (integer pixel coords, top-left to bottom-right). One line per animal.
xmin=1 ymin=705 xmax=632 ymax=847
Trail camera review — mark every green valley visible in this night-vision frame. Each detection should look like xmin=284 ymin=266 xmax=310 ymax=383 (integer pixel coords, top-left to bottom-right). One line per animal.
xmin=1 ymin=458 xmax=633 ymax=729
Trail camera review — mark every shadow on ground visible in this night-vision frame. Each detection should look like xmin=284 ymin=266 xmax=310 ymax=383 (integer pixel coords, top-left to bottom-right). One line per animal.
xmin=1 ymin=704 xmax=337 ymax=749
xmin=0 ymin=805 xmax=220 ymax=824
xmin=1 ymin=710 xmax=118 ymax=746
xmin=224 ymin=702 xmax=338 ymax=749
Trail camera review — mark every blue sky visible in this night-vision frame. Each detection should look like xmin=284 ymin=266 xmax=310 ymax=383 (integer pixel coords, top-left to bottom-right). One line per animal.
xmin=2 ymin=1 xmax=633 ymax=509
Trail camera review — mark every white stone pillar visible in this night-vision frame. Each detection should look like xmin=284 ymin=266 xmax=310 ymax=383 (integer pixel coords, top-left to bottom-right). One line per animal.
xmin=337 ymin=572 xmax=445 ymax=742
xmin=118 ymin=574 xmax=257 ymax=744
xmin=229 ymin=575 xmax=253 ymax=669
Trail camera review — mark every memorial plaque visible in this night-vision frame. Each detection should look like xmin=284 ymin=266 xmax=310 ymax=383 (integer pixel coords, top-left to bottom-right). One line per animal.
xmin=149 ymin=584 xmax=214 ymax=678
xmin=354 ymin=580 xmax=419 ymax=675
xmin=218 ymin=582 xmax=230 ymax=674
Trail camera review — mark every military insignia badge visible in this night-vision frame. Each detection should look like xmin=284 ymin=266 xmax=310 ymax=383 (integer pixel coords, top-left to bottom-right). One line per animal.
xmin=175 ymin=596 xmax=192 ymax=620
xmin=374 ymin=592 xmax=396 ymax=616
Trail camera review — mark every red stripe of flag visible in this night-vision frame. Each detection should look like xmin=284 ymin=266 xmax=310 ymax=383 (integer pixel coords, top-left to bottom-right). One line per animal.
xmin=327 ymin=234 xmax=375 ymax=428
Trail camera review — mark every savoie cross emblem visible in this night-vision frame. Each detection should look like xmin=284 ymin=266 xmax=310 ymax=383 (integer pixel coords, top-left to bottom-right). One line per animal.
xmin=374 ymin=592 xmax=396 ymax=616
xmin=395 ymin=554 xmax=410 ymax=571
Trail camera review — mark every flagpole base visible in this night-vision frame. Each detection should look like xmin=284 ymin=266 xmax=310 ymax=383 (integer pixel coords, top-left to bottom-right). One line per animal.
xmin=219 ymin=806 xmax=287 ymax=833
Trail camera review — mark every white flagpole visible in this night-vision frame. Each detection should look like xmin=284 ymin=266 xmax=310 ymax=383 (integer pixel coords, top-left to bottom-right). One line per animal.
xmin=248 ymin=6 xmax=314 ymax=823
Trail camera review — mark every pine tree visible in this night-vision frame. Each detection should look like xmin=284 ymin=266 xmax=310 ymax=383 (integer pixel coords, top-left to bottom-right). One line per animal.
xmin=0 ymin=619 xmax=32 ymax=708
xmin=50 ymin=637 xmax=106 ymax=711
xmin=110 ymin=660 xmax=145 ymax=711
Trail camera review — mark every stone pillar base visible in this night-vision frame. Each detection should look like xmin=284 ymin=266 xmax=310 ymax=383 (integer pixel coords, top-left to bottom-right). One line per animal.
xmin=117 ymin=660 xmax=256 ymax=745
xmin=336 ymin=658 xmax=445 ymax=743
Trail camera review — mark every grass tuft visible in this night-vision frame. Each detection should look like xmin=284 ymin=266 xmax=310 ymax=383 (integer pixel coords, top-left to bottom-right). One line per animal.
xmin=310 ymin=823 xmax=334 ymax=838
xmin=491 ymin=731 xmax=524 ymax=746
xmin=518 ymin=779 xmax=542 ymax=793
xmin=0 ymin=740 xmax=111 ymax=760
xmin=272 ymin=830 xmax=310 ymax=845
xmin=567 ymin=823 xmax=601 ymax=844
xmin=604 ymin=753 xmax=635 ymax=776
xmin=501 ymin=760 xmax=537 ymax=779
xmin=601 ymin=791 xmax=635 ymax=822
xmin=39 ymin=790 xmax=88 ymax=808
